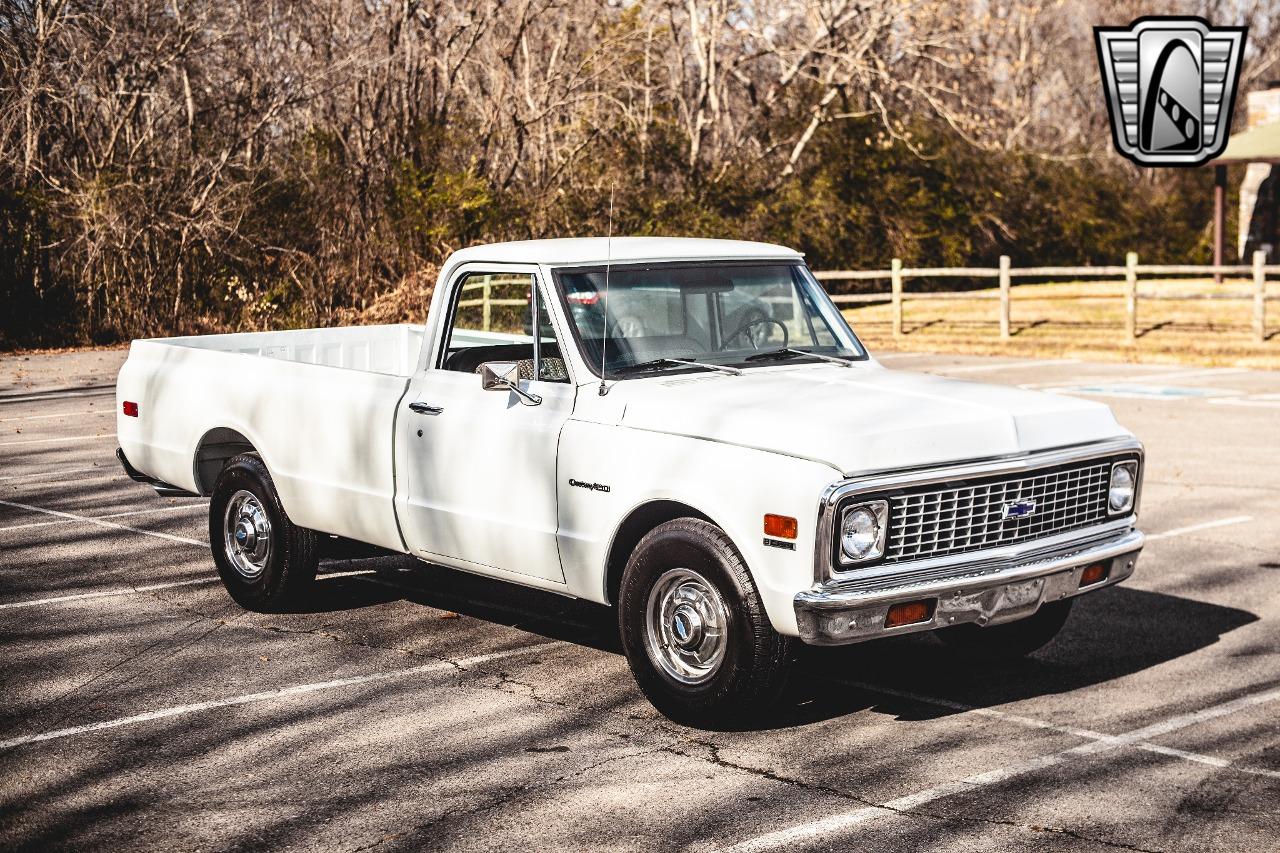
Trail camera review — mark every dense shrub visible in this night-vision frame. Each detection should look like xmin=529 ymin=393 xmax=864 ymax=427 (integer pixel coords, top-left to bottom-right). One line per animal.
xmin=0 ymin=1 xmax=1248 ymax=349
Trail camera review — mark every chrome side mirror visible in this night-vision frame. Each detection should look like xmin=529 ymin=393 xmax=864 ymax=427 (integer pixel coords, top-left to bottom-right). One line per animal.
xmin=479 ymin=361 xmax=542 ymax=406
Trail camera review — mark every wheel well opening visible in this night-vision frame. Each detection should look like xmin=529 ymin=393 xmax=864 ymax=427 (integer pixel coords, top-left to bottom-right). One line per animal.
xmin=605 ymin=500 xmax=712 ymax=606
xmin=194 ymin=428 xmax=257 ymax=496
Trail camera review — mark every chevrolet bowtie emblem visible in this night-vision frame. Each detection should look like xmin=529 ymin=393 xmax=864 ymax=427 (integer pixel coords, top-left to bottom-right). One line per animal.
xmin=1002 ymin=500 xmax=1037 ymax=521
xmin=1095 ymin=16 xmax=1246 ymax=167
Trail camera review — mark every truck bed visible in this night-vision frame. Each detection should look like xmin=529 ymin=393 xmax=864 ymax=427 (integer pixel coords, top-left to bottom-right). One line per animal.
xmin=116 ymin=324 xmax=430 ymax=552
xmin=155 ymin=324 xmax=428 ymax=377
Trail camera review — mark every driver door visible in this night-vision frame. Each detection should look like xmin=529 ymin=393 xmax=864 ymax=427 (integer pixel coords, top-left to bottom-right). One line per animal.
xmin=395 ymin=266 xmax=575 ymax=583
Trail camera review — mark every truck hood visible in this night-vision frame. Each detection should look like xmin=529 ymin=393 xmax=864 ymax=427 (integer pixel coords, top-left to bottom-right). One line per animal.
xmin=614 ymin=363 xmax=1127 ymax=475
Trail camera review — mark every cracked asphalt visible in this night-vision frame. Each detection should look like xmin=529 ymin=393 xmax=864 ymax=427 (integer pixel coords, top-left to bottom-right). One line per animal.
xmin=1 ymin=347 xmax=1278 ymax=852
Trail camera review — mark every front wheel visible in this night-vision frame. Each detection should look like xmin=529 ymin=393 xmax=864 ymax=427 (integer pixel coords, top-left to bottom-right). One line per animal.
xmin=937 ymin=598 xmax=1075 ymax=659
xmin=209 ymin=453 xmax=319 ymax=612
xmin=618 ymin=519 xmax=793 ymax=727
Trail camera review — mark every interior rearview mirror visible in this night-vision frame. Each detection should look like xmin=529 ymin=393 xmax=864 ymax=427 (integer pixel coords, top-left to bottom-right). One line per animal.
xmin=682 ymin=270 xmax=734 ymax=293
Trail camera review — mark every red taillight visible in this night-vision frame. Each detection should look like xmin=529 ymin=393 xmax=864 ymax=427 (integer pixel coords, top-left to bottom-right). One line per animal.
xmin=122 ymin=401 xmax=139 ymax=418
xmin=566 ymin=291 xmax=600 ymax=306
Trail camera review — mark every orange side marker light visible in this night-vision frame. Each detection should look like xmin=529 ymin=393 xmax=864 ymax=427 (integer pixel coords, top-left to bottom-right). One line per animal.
xmin=763 ymin=514 xmax=798 ymax=540
xmin=884 ymin=599 xmax=935 ymax=628
xmin=1079 ymin=562 xmax=1109 ymax=587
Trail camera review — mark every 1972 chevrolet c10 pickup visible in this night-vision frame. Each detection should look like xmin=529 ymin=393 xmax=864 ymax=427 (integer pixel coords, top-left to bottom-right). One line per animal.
xmin=116 ymin=237 xmax=1144 ymax=723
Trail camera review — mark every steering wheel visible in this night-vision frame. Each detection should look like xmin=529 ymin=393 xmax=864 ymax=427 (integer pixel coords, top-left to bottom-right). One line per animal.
xmin=721 ymin=315 xmax=788 ymax=350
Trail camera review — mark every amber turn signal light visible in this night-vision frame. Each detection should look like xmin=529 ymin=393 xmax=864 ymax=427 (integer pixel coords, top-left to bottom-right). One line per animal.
xmin=1079 ymin=562 xmax=1109 ymax=587
xmin=763 ymin=514 xmax=798 ymax=540
xmin=884 ymin=599 xmax=935 ymax=629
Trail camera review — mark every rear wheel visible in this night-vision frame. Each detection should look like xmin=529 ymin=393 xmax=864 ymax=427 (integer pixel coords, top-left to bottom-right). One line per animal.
xmin=209 ymin=454 xmax=318 ymax=612
xmin=938 ymin=598 xmax=1074 ymax=659
xmin=618 ymin=518 xmax=792 ymax=726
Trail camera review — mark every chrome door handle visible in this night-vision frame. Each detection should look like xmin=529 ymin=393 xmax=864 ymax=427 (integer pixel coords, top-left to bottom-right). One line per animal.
xmin=408 ymin=401 xmax=444 ymax=415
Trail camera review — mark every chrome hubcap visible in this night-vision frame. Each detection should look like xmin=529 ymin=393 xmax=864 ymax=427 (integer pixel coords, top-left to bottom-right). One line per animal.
xmin=223 ymin=490 xmax=272 ymax=579
xmin=644 ymin=568 xmax=730 ymax=685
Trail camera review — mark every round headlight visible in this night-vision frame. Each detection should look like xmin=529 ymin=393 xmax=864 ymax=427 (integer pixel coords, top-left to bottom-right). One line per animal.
xmin=841 ymin=506 xmax=882 ymax=561
xmin=1109 ymin=463 xmax=1135 ymax=513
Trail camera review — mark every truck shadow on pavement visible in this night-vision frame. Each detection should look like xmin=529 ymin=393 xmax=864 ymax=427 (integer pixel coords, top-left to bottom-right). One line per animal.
xmin=781 ymin=584 xmax=1259 ymax=728
xmin=310 ymin=555 xmax=622 ymax=654
xmin=307 ymin=556 xmax=1257 ymax=731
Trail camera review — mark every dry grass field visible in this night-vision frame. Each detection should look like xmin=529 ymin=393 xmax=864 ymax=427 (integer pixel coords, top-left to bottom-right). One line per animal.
xmin=840 ymin=278 xmax=1280 ymax=369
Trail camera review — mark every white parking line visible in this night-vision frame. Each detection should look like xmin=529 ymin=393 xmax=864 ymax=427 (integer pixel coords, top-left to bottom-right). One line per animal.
xmin=0 ymin=498 xmax=204 ymax=547
xmin=937 ymin=358 xmax=1079 ymax=374
xmin=844 ymin=680 xmax=1280 ymax=781
xmin=0 ymin=433 xmax=113 ymax=447
xmin=1208 ymin=396 xmax=1280 ymax=409
xmin=0 ymin=466 xmax=112 ymax=483
xmin=1146 ymin=516 xmax=1253 ymax=541
xmin=0 ymin=388 xmax=115 ymax=403
xmin=0 ymin=642 xmax=554 ymax=751
xmin=0 ymin=579 xmax=217 ymax=610
xmin=874 ymin=352 xmax=937 ymax=361
xmin=723 ymin=684 xmax=1280 ymax=852
xmin=0 ymin=503 xmax=205 ymax=533
xmin=1021 ymin=366 xmax=1249 ymax=391
xmin=0 ymin=569 xmax=380 ymax=611
xmin=0 ymin=409 xmax=107 ymax=423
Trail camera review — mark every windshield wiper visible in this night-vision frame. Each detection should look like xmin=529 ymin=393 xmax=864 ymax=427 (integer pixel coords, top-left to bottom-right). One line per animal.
xmin=743 ymin=347 xmax=856 ymax=367
xmin=613 ymin=357 xmax=743 ymax=376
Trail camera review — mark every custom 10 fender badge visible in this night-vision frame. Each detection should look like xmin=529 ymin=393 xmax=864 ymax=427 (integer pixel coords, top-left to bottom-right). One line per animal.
xmin=569 ymin=479 xmax=611 ymax=493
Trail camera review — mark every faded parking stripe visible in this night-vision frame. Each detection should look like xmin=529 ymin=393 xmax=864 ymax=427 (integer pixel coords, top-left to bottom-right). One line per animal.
xmin=0 ymin=642 xmax=554 ymax=751
xmin=722 ymin=685 xmax=1280 ymax=852
xmin=0 ymin=498 xmax=204 ymax=546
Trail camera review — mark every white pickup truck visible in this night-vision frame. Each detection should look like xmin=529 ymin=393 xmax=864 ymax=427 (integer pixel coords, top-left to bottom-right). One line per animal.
xmin=116 ymin=237 xmax=1144 ymax=723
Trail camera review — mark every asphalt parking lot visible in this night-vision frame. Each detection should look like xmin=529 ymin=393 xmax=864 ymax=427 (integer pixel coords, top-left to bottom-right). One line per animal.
xmin=2 ymin=348 xmax=1278 ymax=852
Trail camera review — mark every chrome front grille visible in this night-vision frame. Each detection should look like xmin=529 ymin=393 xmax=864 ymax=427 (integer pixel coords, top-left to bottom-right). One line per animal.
xmin=883 ymin=460 xmax=1114 ymax=564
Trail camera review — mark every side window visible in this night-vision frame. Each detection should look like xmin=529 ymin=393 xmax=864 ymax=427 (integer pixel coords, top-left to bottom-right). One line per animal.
xmin=723 ymin=273 xmax=839 ymax=349
xmin=440 ymin=272 xmax=569 ymax=383
xmin=793 ymin=278 xmax=840 ymax=347
xmin=446 ymin=272 xmax=529 ymax=340
xmin=683 ymin=290 xmax=712 ymax=348
xmin=531 ymin=285 xmax=569 ymax=382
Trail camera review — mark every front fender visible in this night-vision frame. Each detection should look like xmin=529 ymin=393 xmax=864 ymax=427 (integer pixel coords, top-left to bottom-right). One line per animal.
xmin=555 ymin=420 xmax=841 ymax=636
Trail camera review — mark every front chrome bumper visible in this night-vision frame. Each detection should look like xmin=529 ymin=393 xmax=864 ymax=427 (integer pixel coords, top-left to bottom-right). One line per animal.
xmin=794 ymin=528 xmax=1143 ymax=645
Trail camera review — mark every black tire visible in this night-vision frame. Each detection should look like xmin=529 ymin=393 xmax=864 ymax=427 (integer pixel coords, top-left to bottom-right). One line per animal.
xmin=209 ymin=453 xmax=319 ymax=613
xmin=618 ymin=518 xmax=793 ymax=727
xmin=937 ymin=598 xmax=1075 ymax=659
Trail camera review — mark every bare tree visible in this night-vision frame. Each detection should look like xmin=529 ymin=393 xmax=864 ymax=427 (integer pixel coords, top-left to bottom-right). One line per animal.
xmin=3 ymin=0 xmax=1271 ymax=344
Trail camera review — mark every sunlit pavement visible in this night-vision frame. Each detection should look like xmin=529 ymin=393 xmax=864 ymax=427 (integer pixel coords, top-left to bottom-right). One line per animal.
xmin=2 ymin=348 xmax=1278 ymax=851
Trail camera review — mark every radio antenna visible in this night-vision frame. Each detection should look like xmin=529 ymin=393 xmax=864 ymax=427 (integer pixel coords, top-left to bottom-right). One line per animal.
xmin=597 ymin=182 xmax=616 ymax=397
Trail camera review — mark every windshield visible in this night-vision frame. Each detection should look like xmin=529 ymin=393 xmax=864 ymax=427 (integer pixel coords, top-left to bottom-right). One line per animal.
xmin=551 ymin=262 xmax=865 ymax=377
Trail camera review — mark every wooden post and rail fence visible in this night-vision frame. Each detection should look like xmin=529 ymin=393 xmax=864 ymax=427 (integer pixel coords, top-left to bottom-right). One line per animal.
xmin=457 ymin=274 xmax=529 ymax=332
xmin=814 ymin=251 xmax=1278 ymax=343
xmin=456 ymin=260 xmax=1276 ymax=343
